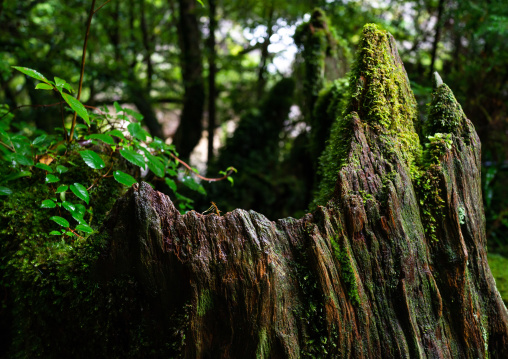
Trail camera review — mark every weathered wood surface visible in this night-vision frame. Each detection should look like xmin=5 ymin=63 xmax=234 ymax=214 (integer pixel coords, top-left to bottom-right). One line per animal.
xmin=96 ymin=25 xmax=508 ymax=358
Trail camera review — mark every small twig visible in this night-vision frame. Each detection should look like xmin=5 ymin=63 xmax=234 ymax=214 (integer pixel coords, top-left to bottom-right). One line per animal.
xmin=0 ymin=140 xmax=14 ymax=152
xmin=169 ymin=152 xmax=235 ymax=182
xmin=67 ymin=227 xmax=84 ymax=239
xmin=69 ymin=0 xmax=101 ymax=143
xmin=202 ymin=201 xmax=221 ymax=216
xmin=87 ymin=162 xmax=114 ymax=191
xmin=93 ymin=0 xmax=111 ymax=14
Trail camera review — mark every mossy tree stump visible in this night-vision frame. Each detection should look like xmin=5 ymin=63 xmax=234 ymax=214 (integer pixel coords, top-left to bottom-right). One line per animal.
xmin=96 ymin=25 xmax=508 ymax=358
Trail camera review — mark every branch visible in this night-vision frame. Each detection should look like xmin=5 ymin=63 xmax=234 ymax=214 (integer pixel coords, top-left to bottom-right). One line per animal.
xmin=69 ymin=0 xmax=110 ymax=142
xmin=93 ymin=0 xmax=111 ymax=14
xmin=169 ymin=152 xmax=235 ymax=182
xmin=69 ymin=0 xmax=97 ymax=142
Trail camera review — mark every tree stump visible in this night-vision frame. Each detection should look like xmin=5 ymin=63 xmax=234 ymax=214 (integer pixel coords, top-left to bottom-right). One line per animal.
xmin=96 ymin=24 xmax=508 ymax=358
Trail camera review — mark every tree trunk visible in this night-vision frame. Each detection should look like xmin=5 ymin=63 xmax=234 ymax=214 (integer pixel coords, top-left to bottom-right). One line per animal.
xmin=256 ymin=1 xmax=274 ymax=100
xmin=127 ymin=80 xmax=165 ymax=140
xmin=173 ymin=0 xmax=205 ymax=160
xmin=95 ymin=25 xmax=508 ymax=357
xmin=206 ymin=0 xmax=217 ymax=165
xmin=140 ymin=0 xmax=154 ymax=91
xmin=429 ymin=0 xmax=445 ymax=77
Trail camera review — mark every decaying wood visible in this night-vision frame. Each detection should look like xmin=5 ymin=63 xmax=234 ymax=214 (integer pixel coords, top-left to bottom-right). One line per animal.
xmin=96 ymin=25 xmax=508 ymax=358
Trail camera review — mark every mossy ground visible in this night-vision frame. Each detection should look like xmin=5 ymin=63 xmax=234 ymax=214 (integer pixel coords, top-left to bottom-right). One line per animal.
xmin=0 ymin=148 xmax=183 ymax=357
xmin=487 ymin=253 xmax=508 ymax=305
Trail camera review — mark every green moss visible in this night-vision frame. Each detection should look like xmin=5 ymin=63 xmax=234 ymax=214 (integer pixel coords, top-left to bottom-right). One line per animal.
xmin=427 ymin=81 xmax=466 ymax=135
xmin=313 ymin=24 xmax=423 ymax=207
xmin=311 ymin=80 xmax=350 ymax=207
xmin=413 ymin=166 xmax=445 ymax=242
xmin=330 ymin=235 xmax=360 ymax=306
xmin=415 ymin=77 xmax=469 ymax=242
xmin=294 ymin=8 xmax=338 ymax=103
xmin=256 ymin=328 xmax=270 ymax=359
xmin=358 ymin=189 xmax=375 ymax=204
xmin=310 ymin=78 xmax=349 ymax=164
xmin=487 ymin=253 xmax=508 ymax=306
xmin=293 ymin=239 xmax=330 ymax=357
xmin=196 ymin=289 xmax=213 ymax=317
xmin=0 ymin=146 xmax=137 ymax=357
xmin=346 ymin=23 xmax=421 ymax=169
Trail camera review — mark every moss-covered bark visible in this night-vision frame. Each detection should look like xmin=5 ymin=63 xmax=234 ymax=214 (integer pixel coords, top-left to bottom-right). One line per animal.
xmin=294 ymin=8 xmax=350 ymax=175
xmin=91 ymin=24 xmax=508 ymax=357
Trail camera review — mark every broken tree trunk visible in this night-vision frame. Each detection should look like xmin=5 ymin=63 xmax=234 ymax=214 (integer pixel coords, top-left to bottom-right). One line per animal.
xmin=95 ymin=24 xmax=508 ymax=358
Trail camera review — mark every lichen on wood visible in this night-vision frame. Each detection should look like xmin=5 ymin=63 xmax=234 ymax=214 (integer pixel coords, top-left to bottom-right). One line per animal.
xmin=90 ymin=24 xmax=508 ymax=358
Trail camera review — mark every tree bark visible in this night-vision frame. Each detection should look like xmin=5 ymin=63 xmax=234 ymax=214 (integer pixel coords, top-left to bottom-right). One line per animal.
xmin=95 ymin=25 xmax=508 ymax=357
xmin=173 ymin=0 xmax=205 ymax=160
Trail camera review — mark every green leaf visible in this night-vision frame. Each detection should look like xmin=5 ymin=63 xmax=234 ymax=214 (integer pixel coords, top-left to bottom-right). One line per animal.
xmin=62 ymin=92 xmax=89 ymax=125
xmin=123 ymin=108 xmax=144 ymax=121
xmin=165 ymin=178 xmax=177 ymax=192
xmin=76 ymin=224 xmax=94 ymax=234
xmin=56 ymin=185 xmax=68 ymax=193
xmin=107 ymin=129 xmax=126 ymax=140
xmin=11 ymin=136 xmax=31 ymax=155
xmin=49 ymin=230 xmax=62 ymax=235
xmin=149 ymin=137 xmax=165 ymax=150
xmin=12 ymin=66 xmax=50 ymax=83
xmin=197 ymin=0 xmax=204 ymax=6
xmin=62 ymin=201 xmax=76 ymax=213
xmin=32 ymin=135 xmax=47 ymax=145
xmin=0 ymin=171 xmax=31 ymax=184
xmin=41 ymin=199 xmax=57 ymax=208
xmin=71 ymin=210 xmax=86 ymax=223
xmin=50 ymin=216 xmax=69 ymax=228
xmin=45 ymin=174 xmax=60 ymax=183
xmin=79 ymin=150 xmax=105 ymax=169
xmin=127 ymin=122 xmax=149 ymax=142
xmin=0 ymin=127 xmax=10 ymax=141
xmin=86 ymin=133 xmax=115 ymax=145
xmin=113 ymin=170 xmax=137 ymax=187
xmin=70 ymin=183 xmax=90 ymax=204
xmin=63 ymin=83 xmax=74 ymax=93
xmin=120 ymin=149 xmax=145 ymax=168
xmin=166 ymin=168 xmax=178 ymax=177
xmin=56 ymin=165 xmax=68 ymax=174
xmin=73 ymin=203 xmax=86 ymax=219
xmin=35 ymin=83 xmax=54 ymax=90
xmin=0 ymin=186 xmax=13 ymax=195
xmin=146 ymin=153 xmax=165 ymax=177
xmin=54 ymin=77 xmax=66 ymax=92
xmin=11 ymin=153 xmax=33 ymax=166
xmin=35 ymin=163 xmax=53 ymax=172
xmin=114 ymin=101 xmax=123 ymax=113
xmin=181 ymin=175 xmax=207 ymax=195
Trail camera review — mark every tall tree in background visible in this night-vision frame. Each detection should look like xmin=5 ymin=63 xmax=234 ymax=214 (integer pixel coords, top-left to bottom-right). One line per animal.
xmin=173 ymin=0 xmax=205 ymax=160
xmin=207 ymin=0 xmax=217 ymax=165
